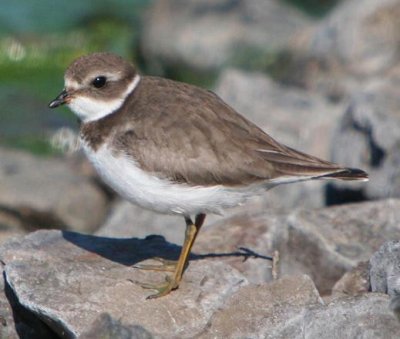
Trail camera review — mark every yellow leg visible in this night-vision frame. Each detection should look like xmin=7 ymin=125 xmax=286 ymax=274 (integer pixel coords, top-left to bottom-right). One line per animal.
xmin=138 ymin=213 xmax=206 ymax=299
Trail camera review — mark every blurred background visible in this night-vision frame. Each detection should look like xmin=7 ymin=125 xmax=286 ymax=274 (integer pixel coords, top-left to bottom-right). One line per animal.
xmin=1 ymin=0 xmax=400 ymax=241
xmin=0 ymin=0 xmax=351 ymax=154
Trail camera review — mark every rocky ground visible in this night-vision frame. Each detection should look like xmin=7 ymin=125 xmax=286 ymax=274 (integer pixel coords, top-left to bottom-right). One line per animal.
xmin=2 ymin=0 xmax=400 ymax=338
xmin=2 ymin=201 xmax=400 ymax=338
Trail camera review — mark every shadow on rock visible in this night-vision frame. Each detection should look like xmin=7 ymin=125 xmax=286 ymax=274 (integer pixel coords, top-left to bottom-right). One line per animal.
xmin=61 ymin=231 xmax=272 ymax=267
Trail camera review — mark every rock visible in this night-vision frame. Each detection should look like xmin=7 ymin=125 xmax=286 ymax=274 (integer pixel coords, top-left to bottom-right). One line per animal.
xmin=0 ymin=147 xmax=109 ymax=233
xmin=0 ymin=264 xmax=56 ymax=339
xmin=140 ymin=0 xmax=312 ymax=74
xmin=0 ymin=207 xmax=27 ymax=245
xmin=2 ymin=202 xmax=400 ymax=337
xmin=308 ymin=0 xmax=400 ymax=77
xmin=199 ymin=274 xmax=323 ymax=338
xmin=369 ymin=241 xmax=400 ymax=321
xmin=287 ymin=0 xmax=400 ymax=98
xmin=302 ymin=294 xmax=400 ymax=339
xmin=202 ymin=292 xmax=399 ymax=338
xmin=195 ymin=199 xmax=400 ymax=294
xmin=1 ymin=230 xmax=248 ymax=338
xmin=96 ymin=199 xmax=257 ymax=244
xmin=370 ymin=241 xmax=400 ymax=296
xmin=0 ymin=266 xmax=18 ymax=339
xmin=330 ymin=81 xmax=400 ymax=202
xmin=95 ymin=200 xmax=187 ymax=244
xmin=332 ymin=261 xmax=370 ymax=297
xmin=80 ymin=313 xmax=153 ymax=339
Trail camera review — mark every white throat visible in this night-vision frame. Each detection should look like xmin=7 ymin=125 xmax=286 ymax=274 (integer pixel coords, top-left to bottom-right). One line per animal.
xmin=67 ymin=74 xmax=141 ymax=123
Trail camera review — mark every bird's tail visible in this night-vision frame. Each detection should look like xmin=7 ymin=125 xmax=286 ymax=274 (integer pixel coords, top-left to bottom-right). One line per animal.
xmin=318 ymin=167 xmax=368 ymax=181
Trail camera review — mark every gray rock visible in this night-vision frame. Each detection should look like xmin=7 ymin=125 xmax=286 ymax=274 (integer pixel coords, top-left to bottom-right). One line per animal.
xmin=202 ymin=287 xmax=400 ymax=338
xmin=370 ymin=241 xmax=400 ymax=296
xmin=1 ymin=200 xmax=399 ymax=338
xmin=199 ymin=274 xmax=323 ymax=338
xmin=140 ymin=0 xmax=312 ymax=73
xmin=96 ymin=199 xmax=258 ymax=245
xmin=1 ymin=230 xmax=248 ymax=338
xmin=300 ymin=294 xmax=400 ymax=339
xmin=80 ymin=313 xmax=153 ymax=339
xmin=370 ymin=241 xmax=400 ymax=321
xmin=195 ymin=199 xmax=400 ymax=294
xmin=0 ymin=263 xmax=57 ymax=339
xmin=0 ymin=147 xmax=109 ymax=233
xmin=97 ymin=198 xmax=397 ymax=296
xmin=95 ymin=200 xmax=187 ymax=244
xmin=307 ymin=0 xmax=400 ymax=77
xmin=0 ymin=264 xmax=18 ymax=339
xmin=288 ymin=0 xmax=400 ymax=98
xmin=330 ymin=81 xmax=400 ymax=201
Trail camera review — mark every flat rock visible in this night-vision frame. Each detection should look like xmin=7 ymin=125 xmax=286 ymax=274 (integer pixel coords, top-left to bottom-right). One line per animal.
xmin=199 ymin=274 xmax=323 ymax=338
xmin=0 ymin=230 xmax=248 ymax=338
xmin=0 ymin=147 xmax=109 ymax=233
xmin=201 ymin=292 xmax=399 ymax=339
xmin=195 ymin=199 xmax=400 ymax=294
xmin=140 ymin=0 xmax=312 ymax=73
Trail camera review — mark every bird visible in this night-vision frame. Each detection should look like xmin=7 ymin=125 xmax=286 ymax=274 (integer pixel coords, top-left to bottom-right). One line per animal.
xmin=49 ymin=52 xmax=368 ymax=299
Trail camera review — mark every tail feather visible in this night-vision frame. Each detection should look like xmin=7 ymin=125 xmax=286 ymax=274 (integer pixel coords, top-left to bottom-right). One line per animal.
xmin=256 ymin=141 xmax=369 ymax=183
xmin=318 ymin=168 xmax=369 ymax=181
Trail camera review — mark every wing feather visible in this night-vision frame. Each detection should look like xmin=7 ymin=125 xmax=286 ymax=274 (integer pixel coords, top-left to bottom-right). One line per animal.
xmin=110 ymin=76 xmax=367 ymax=186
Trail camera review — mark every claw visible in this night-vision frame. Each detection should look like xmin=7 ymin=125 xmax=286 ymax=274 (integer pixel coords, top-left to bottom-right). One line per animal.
xmin=136 ymin=275 xmax=179 ymax=299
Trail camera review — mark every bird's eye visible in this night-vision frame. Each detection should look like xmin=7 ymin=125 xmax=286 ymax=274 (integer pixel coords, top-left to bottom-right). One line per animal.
xmin=92 ymin=76 xmax=107 ymax=88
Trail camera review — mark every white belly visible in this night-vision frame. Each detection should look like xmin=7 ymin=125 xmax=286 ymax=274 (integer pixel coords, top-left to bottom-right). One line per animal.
xmin=82 ymin=143 xmax=253 ymax=216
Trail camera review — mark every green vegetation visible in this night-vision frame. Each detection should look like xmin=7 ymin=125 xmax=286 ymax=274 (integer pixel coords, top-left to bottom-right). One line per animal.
xmin=0 ymin=14 xmax=144 ymax=154
xmin=2 ymin=136 xmax=58 ymax=156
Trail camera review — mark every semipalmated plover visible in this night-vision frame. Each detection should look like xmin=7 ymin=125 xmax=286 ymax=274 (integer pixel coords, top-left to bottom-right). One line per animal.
xmin=49 ymin=52 xmax=368 ymax=298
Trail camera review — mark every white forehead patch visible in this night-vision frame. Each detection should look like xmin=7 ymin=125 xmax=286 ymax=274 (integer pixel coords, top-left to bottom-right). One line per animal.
xmin=64 ymin=79 xmax=80 ymax=91
xmin=67 ymin=74 xmax=140 ymax=123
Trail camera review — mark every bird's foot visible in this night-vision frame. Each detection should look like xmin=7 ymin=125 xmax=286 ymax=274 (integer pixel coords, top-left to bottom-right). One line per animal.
xmin=138 ymin=275 xmax=179 ymax=299
xmin=134 ymin=257 xmax=177 ymax=272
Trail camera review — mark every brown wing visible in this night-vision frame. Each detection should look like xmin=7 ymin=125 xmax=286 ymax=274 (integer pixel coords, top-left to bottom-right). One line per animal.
xmin=111 ymin=76 xmax=367 ymax=186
